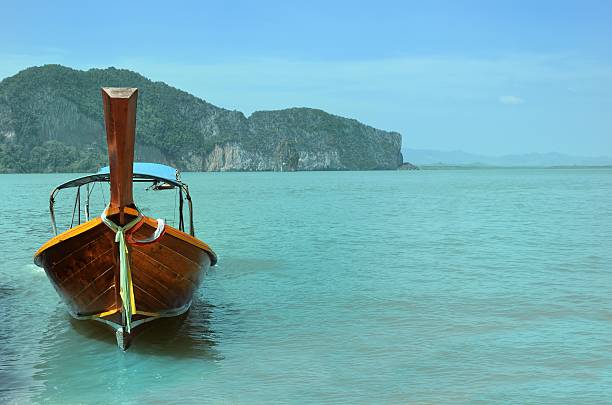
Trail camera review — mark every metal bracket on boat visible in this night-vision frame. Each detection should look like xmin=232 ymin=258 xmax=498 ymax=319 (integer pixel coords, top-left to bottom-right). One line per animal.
xmin=116 ymin=327 xmax=130 ymax=351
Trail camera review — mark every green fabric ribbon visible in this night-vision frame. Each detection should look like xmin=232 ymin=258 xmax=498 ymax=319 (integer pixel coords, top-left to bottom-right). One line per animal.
xmin=101 ymin=207 xmax=143 ymax=333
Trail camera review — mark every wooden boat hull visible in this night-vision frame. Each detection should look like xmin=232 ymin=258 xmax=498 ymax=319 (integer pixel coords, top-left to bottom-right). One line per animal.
xmin=34 ymin=212 xmax=216 ymax=348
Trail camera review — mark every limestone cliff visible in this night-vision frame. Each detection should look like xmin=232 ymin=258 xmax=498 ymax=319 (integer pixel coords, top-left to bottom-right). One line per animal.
xmin=0 ymin=65 xmax=403 ymax=172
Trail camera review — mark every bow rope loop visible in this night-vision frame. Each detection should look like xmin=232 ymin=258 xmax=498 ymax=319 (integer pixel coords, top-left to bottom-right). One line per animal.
xmin=126 ymin=218 xmax=166 ymax=246
xmin=101 ymin=206 xmax=143 ymax=333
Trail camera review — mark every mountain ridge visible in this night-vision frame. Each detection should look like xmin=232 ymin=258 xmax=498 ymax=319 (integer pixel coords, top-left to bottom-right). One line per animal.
xmin=0 ymin=64 xmax=403 ymax=173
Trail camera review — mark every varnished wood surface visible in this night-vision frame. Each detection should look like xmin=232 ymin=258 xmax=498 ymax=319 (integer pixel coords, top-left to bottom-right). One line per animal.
xmin=34 ymin=216 xmax=215 ymax=319
xmin=35 ymin=207 xmax=216 ymax=262
xmin=101 ymin=87 xmax=138 ymax=222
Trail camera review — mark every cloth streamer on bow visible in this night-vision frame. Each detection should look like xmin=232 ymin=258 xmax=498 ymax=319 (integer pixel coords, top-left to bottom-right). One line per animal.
xmin=100 ymin=206 xmax=167 ymax=333
xmin=101 ymin=208 xmax=142 ymax=333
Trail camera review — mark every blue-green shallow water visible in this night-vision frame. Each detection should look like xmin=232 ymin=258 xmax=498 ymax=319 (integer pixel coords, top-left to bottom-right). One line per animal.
xmin=1 ymin=169 xmax=611 ymax=404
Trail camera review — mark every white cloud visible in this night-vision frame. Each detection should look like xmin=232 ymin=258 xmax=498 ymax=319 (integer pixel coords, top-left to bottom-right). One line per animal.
xmin=498 ymin=95 xmax=524 ymax=105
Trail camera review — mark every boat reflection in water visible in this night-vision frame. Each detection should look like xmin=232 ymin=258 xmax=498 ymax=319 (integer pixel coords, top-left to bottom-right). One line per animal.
xmin=33 ymin=88 xmax=217 ymax=350
xmin=53 ymin=297 xmax=219 ymax=357
xmin=31 ymin=300 xmax=221 ymax=404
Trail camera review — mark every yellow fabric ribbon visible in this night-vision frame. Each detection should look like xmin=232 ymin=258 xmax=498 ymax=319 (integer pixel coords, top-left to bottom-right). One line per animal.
xmin=101 ymin=207 xmax=142 ymax=333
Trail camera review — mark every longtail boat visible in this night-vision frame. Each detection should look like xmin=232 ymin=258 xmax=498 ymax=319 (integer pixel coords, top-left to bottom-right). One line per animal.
xmin=34 ymin=88 xmax=217 ymax=350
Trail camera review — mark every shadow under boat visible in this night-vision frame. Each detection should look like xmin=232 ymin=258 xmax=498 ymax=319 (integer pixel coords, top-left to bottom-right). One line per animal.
xmin=65 ymin=298 xmax=220 ymax=359
xmin=30 ymin=300 xmax=222 ymax=404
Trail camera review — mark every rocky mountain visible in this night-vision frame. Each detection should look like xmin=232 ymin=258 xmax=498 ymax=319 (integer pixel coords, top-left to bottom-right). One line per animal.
xmin=0 ymin=65 xmax=403 ymax=173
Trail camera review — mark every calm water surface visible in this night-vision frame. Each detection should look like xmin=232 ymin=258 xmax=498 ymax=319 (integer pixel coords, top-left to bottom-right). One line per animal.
xmin=1 ymin=169 xmax=611 ymax=404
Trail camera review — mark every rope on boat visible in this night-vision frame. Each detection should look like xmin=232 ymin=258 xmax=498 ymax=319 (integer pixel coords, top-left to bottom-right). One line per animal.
xmin=126 ymin=218 xmax=166 ymax=246
xmin=100 ymin=206 xmax=166 ymax=333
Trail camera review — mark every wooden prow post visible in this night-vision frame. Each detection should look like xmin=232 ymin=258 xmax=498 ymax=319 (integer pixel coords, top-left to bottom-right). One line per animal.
xmin=101 ymin=87 xmax=138 ymax=225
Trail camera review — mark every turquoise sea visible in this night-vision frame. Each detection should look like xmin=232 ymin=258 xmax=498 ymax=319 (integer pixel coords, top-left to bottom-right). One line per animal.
xmin=1 ymin=169 xmax=611 ymax=404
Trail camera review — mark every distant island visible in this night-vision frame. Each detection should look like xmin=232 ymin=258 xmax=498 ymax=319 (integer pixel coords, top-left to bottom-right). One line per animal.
xmin=0 ymin=65 xmax=405 ymax=173
xmin=403 ymin=148 xmax=612 ymax=167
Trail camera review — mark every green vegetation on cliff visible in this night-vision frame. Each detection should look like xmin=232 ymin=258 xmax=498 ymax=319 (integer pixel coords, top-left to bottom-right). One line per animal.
xmin=0 ymin=65 xmax=403 ymax=172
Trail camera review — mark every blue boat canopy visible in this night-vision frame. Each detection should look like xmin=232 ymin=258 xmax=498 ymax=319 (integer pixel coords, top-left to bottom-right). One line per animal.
xmin=97 ymin=163 xmax=179 ymax=185
xmin=55 ymin=163 xmax=182 ymax=190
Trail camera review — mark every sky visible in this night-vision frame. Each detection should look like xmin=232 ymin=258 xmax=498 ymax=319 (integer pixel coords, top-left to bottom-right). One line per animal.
xmin=1 ymin=0 xmax=611 ymax=156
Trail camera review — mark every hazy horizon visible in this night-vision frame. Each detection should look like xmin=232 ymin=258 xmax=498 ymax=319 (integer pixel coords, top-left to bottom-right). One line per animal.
xmin=2 ymin=0 xmax=611 ymax=157
xmin=402 ymin=147 xmax=612 ymax=166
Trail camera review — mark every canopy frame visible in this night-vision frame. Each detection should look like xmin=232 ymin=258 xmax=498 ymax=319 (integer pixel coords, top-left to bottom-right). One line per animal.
xmin=49 ymin=170 xmax=195 ymax=237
